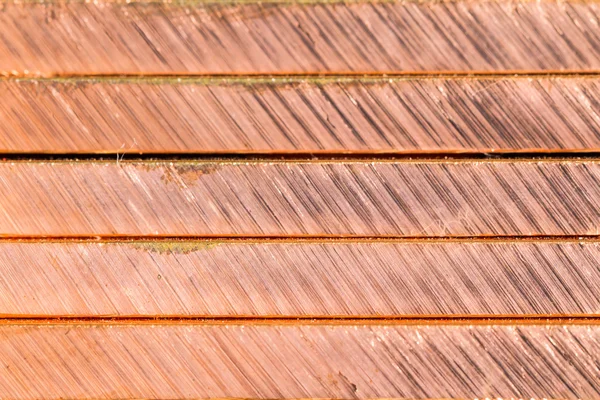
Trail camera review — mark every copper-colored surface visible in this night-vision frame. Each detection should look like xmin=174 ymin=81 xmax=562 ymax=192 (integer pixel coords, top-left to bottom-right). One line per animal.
xmin=0 ymin=322 xmax=598 ymax=398
xmin=2 ymin=239 xmax=600 ymax=316
xmin=3 ymin=160 xmax=600 ymax=237
xmin=6 ymin=76 xmax=600 ymax=153
xmin=2 ymin=1 xmax=600 ymax=75
xmin=2 ymin=0 xmax=599 ymax=394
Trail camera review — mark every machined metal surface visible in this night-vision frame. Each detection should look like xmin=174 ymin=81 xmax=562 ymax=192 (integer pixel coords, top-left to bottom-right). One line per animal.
xmin=5 ymin=77 xmax=600 ymax=153
xmin=2 ymin=1 xmax=600 ymax=75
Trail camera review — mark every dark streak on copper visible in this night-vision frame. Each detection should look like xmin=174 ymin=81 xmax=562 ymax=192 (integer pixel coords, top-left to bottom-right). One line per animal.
xmin=2 ymin=1 xmax=600 ymax=75
xmin=3 ymin=240 xmax=600 ymax=316
xmin=1 ymin=324 xmax=600 ymax=398
xmin=7 ymin=76 xmax=600 ymax=153
xmin=3 ymin=160 xmax=600 ymax=236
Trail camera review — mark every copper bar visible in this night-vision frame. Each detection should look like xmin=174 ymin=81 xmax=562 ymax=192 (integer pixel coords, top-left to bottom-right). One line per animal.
xmin=0 ymin=322 xmax=599 ymax=398
xmin=6 ymin=76 xmax=600 ymax=153
xmin=3 ymin=239 xmax=600 ymax=316
xmin=3 ymin=160 xmax=600 ymax=236
xmin=2 ymin=1 xmax=600 ymax=75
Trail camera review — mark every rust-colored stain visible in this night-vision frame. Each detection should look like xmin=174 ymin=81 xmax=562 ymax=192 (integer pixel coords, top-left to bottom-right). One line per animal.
xmin=4 ymin=77 xmax=600 ymax=153
xmin=2 ymin=2 xmax=600 ymax=75
xmin=160 ymin=163 xmax=219 ymax=187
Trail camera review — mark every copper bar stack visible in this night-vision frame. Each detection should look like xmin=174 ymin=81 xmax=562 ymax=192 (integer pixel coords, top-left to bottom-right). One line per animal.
xmin=1 ymin=0 xmax=600 ymax=399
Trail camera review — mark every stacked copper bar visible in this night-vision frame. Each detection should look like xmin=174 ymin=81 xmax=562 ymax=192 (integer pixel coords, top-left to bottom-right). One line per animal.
xmin=2 ymin=0 xmax=600 ymax=398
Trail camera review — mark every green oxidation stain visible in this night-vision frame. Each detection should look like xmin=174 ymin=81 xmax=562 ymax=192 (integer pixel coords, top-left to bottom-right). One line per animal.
xmin=127 ymin=241 xmax=221 ymax=255
xmin=13 ymin=75 xmax=571 ymax=96
xmin=14 ymin=75 xmax=402 ymax=87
